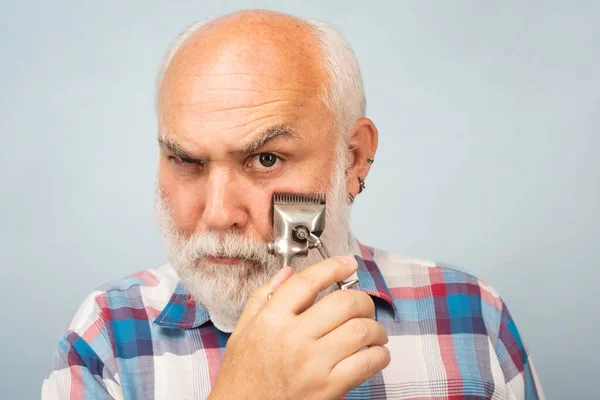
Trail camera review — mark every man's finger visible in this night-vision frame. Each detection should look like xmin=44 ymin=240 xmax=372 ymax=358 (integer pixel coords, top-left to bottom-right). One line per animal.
xmin=272 ymin=256 xmax=358 ymax=314
xmin=316 ymin=318 xmax=388 ymax=368
xmin=237 ymin=266 xmax=293 ymax=329
xmin=328 ymin=345 xmax=391 ymax=395
xmin=299 ymin=289 xmax=376 ymax=338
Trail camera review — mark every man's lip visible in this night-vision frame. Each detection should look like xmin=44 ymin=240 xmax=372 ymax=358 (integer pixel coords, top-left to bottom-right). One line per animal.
xmin=205 ymin=256 xmax=243 ymax=264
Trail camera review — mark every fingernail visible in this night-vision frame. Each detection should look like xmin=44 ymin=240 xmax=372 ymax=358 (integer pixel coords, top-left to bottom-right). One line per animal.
xmin=272 ymin=266 xmax=287 ymax=281
xmin=339 ymin=256 xmax=358 ymax=270
xmin=270 ymin=266 xmax=291 ymax=286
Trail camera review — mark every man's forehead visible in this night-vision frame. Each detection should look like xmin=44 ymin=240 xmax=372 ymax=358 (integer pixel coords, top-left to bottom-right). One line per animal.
xmin=157 ymin=11 xmax=333 ymax=154
xmin=177 ymin=12 xmax=321 ymax=69
xmin=159 ymin=12 xmax=325 ymax=103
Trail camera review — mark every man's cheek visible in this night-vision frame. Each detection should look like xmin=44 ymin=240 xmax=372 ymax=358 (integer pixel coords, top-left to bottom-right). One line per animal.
xmin=247 ymin=187 xmax=278 ymax=240
xmin=163 ymin=185 xmax=203 ymax=235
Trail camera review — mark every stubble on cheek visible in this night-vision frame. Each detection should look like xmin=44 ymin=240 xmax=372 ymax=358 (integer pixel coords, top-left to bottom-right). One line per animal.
xmin=157 ymin=172 xmax=202 ymax=238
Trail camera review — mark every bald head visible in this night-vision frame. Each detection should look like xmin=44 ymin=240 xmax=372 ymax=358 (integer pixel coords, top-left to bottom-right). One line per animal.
xmin=159 ymin=11 xmax=327 ymax=134
xmin=175 ymin=10 xmax=324 ymax=80
xmin=156 ymin=10 xmax=366 ymax=136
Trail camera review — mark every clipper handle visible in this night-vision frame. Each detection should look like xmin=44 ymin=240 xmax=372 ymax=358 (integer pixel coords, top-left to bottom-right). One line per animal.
xmin=296 ymin=227 xmax=359 ymax=290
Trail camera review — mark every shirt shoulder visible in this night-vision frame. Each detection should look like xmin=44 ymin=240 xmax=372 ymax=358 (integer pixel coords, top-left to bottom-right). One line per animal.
xmin=367 ymin=246 xmax=505 ymax=334
xmin=66 ymin=264 xmax=179 ymax=336
xmin=362 ymin=246 xmax=545 ymax=398
xmin=44 ymin=265 xmax=180 ymax=397
xmin=369 ymin=246 xmax=502 ymax=300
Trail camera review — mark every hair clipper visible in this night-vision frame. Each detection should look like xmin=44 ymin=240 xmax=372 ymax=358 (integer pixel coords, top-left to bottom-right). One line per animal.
xmin=267 ymin=192 xmax=359 ymax=290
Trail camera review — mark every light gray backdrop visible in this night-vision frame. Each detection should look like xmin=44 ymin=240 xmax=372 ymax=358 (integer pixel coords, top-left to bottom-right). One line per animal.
xmin=1 ymin=1 xmax=598 ymax=399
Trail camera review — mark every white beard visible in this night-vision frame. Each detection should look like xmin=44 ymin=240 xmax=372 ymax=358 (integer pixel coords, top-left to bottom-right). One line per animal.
xmin=155 ymin=141 xmax=352 ymax=332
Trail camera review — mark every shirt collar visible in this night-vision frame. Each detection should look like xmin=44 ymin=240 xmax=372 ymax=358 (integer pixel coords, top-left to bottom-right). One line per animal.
xmin=153 ymin=281 xmax=211 ymax=329
xmin=351 ymin=239 xmax=399 ymax=321
xmin=153 ymin=236 xmax=398 ymax=329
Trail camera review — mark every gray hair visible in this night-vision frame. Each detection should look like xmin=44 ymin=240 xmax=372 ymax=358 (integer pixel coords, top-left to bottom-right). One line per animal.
xmin=155 ymin=15 xmax=366 ymax=140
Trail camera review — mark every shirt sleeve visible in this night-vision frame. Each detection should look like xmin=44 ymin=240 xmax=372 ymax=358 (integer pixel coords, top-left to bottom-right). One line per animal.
xmin=495 ymin=301 xmax=545 ymax=399
xmin=42 ymin=331 xmax=122 ymax=399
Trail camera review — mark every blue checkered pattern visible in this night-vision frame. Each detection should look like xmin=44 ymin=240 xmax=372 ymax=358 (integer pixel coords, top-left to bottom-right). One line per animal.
xmin=43 ymin=238 xmax=544 ymax=399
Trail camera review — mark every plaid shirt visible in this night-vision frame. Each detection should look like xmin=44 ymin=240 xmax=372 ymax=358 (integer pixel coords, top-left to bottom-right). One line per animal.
xmin=43 ymin=237 xmax=544 ymax=399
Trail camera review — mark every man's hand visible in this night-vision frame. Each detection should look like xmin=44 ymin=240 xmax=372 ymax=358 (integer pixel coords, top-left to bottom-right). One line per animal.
xmin=209 ymin=256 xmax=390 ymax=400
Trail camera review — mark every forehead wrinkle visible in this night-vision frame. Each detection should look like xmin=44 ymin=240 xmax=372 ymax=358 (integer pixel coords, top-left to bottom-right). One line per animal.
xmin=177 ymin=98 xmax=293 ymax=113
xmin=161 ymin=72 xmax=318 ymax=125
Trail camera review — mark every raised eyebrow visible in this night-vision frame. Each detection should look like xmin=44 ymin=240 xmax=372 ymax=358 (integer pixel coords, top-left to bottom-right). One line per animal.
xmin=232 ymin=125 xmax=300 ymax=156
xmin=157 ymin=135 xmax=205 ymax=162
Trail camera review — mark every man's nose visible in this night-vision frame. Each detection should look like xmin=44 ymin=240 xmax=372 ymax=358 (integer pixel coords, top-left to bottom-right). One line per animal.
xmin=201 ymin=168 xmax=248 ymax=232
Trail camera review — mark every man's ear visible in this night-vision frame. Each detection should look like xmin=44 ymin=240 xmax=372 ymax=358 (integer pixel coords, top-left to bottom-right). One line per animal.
xmin=345 ymin=117 xmax=378 ymax=198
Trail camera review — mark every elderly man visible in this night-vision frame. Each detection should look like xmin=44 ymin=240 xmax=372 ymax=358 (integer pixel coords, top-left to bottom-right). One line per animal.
xmin=43 ymin=10 xmax=544 ymax=400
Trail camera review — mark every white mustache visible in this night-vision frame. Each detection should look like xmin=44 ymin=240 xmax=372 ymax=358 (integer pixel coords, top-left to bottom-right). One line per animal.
xmin=177 ymin=231 xmax=272 ymax=265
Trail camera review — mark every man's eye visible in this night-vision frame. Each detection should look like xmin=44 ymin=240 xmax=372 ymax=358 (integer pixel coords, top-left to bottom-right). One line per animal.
xmin=168 ymin=156 xmax=201 ymax=168
xmin=249 ymin=153 xmax=281 ymax=170
xmin=259 ymin=153 xmax=277 ymax=167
